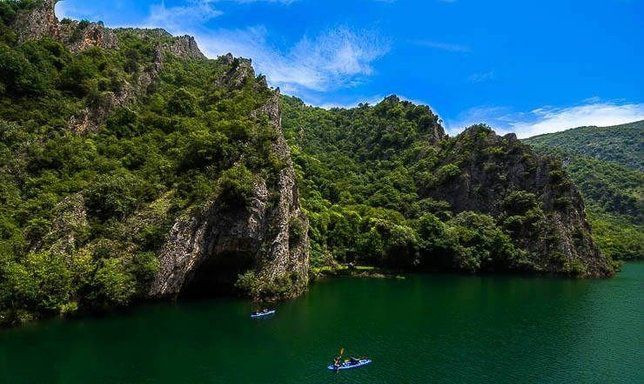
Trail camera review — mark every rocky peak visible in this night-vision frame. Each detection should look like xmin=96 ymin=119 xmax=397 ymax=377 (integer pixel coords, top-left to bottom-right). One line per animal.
xmin=14 ymin=0 xmax=60 ymax=42
xmin=59 ymin=20 xmax=118 ymax=52
xmin=427 ymin=126 xmax=612 ymax=277
xmin=169 ymin=35 xmax=205 ymax=60
xmin=114 ymin=28 xmax=206 ymax=60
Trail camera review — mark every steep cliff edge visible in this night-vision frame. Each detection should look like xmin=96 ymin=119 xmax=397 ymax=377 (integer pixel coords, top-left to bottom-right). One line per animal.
xmin=426 ymin=125 xmax=610 ymax=276
xmin=0 ymin=0 xmax=309 ymax=326
xmin=150 ymin=93 xmax=310 ymax=301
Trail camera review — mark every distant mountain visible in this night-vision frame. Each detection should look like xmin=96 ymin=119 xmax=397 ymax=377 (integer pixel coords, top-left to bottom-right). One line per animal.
xmin=524 ymin=121 xmax=643 ymax=260
xmin=526 ymin=120 xmax=643 ymax=171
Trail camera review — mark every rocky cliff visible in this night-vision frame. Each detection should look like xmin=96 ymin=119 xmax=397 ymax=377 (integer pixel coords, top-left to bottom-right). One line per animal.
xmin=281 ymin=97 xmax=615 ymax=278
xmin=427 ymin=125 xmax=611 ymax=276
xmin=4 ymin=0 xmax=310 ymax=310
xmin=150 ymin=92 xmax=310 ymax=301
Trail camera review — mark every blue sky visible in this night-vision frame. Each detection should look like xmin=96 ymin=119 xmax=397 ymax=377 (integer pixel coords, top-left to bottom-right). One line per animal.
xmin=55 ymin=0 xmax=644 ymax=137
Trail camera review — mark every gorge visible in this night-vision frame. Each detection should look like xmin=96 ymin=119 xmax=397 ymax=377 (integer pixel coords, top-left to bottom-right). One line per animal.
xmin=0 ymin=0 xmax=623 ymax=329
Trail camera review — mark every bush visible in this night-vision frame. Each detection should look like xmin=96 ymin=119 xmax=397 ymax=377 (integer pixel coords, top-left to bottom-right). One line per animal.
xmin=217 ymin=164 xmax=255 ymax=206
xmin=502 ymin=190 xmax=538 ymax=216
xmin=166 ymin=88 xmax=198 ymax=116
xmin=85 ymin=172 xmax=143 ymax=221
xmin=0 ymin=44 xmax=47 ymax=95
xmin=1 ymin=252 xmax=73 ymax=314
xmin=446 ymin=212 xmax=519 ymax=272
xmin=88 ymin=258 xmax=136 ymax=309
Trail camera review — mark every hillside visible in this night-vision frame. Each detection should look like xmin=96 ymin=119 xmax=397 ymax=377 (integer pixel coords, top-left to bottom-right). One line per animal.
xmin=0 ymin=0 xmax=309 ymax=326
xmin=281 ymin=96 xmax=613 ymax=276
xmin=525 ymin=122 xmax=643 ymax=260
xmin=526 ymin=120 xmax=643 ymax=171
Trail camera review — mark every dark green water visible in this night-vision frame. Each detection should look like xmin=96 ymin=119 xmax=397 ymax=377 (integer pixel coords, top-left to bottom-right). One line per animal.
xmin=1 ymin=264 xmax=642 ymax=384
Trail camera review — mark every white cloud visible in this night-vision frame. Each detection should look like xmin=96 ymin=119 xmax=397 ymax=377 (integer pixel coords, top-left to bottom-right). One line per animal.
xmin=144 ymin=0 xmax=298 ymax=32
xmin=132 ymin=0 xmax=389 ymax=94
xmin=511 ymin=102 xmax=644 ymax=138
xmin=446 ymin=100 xmax=644 ymax=138
xmin=146 ymin=1 xmax=223 ymax=32
xmin=169 ymin=25 xmax=388 ymax=93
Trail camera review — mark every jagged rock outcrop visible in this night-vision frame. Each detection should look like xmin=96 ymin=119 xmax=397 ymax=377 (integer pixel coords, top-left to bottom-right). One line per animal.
xmin=217 ymin=56 xmax=255 ymax=88
xmin=427 ymin=125 xmax=612 ymax=276
xmin=14 ymin=0 xmax=60 ymax=42
xmin=60 ymin=20 xmax=118 ymax=52
xmin=115 ymin=28 xmax=206 ymax=60
xmin=150 ymin=94 xmax=310 ymax=301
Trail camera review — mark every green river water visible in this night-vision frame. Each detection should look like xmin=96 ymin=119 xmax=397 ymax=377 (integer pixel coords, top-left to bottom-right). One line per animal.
xmin=1 ymin=263 xmax=642 ymax=383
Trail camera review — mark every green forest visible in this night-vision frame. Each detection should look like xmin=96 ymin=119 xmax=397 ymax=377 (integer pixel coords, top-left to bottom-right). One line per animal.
xmin=525 ymin=121 xmax=643 ymax=260
xmin=281 ymin=96 xmax=609 ymax=275
xmin=0 ymin=0 xmax=285 ymax=325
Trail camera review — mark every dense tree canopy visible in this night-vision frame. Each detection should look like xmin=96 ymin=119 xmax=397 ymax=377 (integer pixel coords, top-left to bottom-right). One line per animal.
xmin=0 ymin=10 xmax=282 ymax=325
xmin=281 ymin=96 xmax=590 ymax=274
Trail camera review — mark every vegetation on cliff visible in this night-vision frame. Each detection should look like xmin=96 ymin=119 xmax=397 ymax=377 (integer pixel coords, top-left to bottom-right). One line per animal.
xmin=0 ymin=0 xmax=296 ymax=326
xmin=525 ymin=121 xmax=643 ymax=260
xmin=281 ymin=96 xmax=613 ymax=276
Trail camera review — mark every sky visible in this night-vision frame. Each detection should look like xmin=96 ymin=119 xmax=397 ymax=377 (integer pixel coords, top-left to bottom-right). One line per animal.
xmin=55 ymin=0 xmax=644 ymax=137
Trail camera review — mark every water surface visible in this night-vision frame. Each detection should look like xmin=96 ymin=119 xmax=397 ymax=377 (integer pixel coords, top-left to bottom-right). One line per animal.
xmin=1 ymin=263 xmax=642 ymax=383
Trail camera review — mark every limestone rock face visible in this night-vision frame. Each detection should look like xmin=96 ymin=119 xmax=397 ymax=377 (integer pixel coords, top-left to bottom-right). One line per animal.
xmin=427 ymin=125 xmax=612 ymax=277
xmin=14 ymin=0 xmax=60 ymax=42
xmin=150 ymin=95 xmax=310 ymax=300
xmin=60 ymin=21 xmax=118 ymax=52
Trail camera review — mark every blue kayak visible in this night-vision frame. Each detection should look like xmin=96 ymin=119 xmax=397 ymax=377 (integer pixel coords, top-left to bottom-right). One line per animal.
xmin=328 ymin=359 xmax=372 ymax=371
xmin=250 ymin=310 xmax=275 ymax=318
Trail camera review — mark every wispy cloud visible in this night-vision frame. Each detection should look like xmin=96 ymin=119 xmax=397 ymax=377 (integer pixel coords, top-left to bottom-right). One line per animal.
xmin=55 ymin=1 xmax=113 ymax=21
xmin=511 ymin=102 xmax=644 ymax=138
xmin=146 ymin=1 xmax=223 ymax=32
xmin=133 ymin=1 xmax=389 ymax=94
xmin=157 ymin=22 xmax=388 ymax=93
xmin=413 ymin=40 xmax=470 ymax=53
xmin=446 ymin=100 xmax=644 ymax=138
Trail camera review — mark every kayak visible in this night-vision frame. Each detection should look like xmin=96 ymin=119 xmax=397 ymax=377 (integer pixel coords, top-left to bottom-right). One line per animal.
xmin=250 ymin=310 xmax=275 ymax=318
xmin=327 ymin=359 xmax=372 ymax=371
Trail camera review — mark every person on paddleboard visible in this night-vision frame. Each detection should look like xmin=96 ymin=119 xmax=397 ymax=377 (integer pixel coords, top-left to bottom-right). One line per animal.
xmin=333 ymin=347 xmax=344 ymax=370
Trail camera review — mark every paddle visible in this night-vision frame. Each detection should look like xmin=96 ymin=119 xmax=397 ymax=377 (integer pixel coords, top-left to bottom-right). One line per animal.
xmin=334 ymin=347 xmax=344 ymax=373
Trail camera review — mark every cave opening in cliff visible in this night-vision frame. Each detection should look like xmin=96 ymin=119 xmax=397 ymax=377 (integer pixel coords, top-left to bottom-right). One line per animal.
xmin=181 ymin=250 xmax=256 ymax=298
